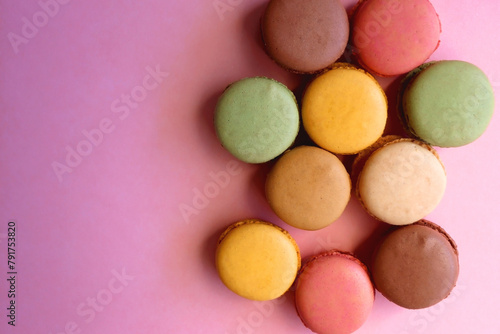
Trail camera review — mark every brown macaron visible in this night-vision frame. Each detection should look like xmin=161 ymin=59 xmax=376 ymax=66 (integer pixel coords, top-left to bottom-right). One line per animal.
xmin=371 ymin=219 xmax=459 ymax=309
xmin=261 ymin=0 xmax=349 ymax=74
xmin=265 ymin=146 xmax=351 ymax=230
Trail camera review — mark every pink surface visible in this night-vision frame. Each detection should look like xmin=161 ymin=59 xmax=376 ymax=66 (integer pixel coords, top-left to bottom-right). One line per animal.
xmin=1 ymin=0 xmax=500 ymax=333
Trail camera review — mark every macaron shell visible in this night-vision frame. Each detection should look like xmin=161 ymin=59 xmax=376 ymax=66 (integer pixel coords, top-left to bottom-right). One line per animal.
xmin=302 ymin=64 xmax=387 ymax=154
xmin=397 ymin=61 xmax=437 ymax=133
xmin=216 ymin=220 xmax=300 ymax=301
xmin=265 ymin=146 xmax=351 ymax=230
xmin=351 ymin=135 xmax=401 ymax=189
xmin=351 ymin=0 xmax=441 ymax=76
xmin=261 ymin=0 xmax=349 ymax=74
xmin=295 ymin=251 xmax=374 ymax=334
xmin=214 ymin=77 xmax=299 ymax=163
xmin=372 ymin=220 xmax=459 ymax=309
xmin=357 ymin=139 xmax=446 ymax=225
xmin=402 ymin=60 xmax=495 ymax=147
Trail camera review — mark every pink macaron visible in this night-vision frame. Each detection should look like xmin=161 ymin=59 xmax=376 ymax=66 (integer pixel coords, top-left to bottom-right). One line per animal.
xmin=295 ymin=250 xmax=375 ymax=334
xmin=351 ymin=0 xmax=441 ymax=76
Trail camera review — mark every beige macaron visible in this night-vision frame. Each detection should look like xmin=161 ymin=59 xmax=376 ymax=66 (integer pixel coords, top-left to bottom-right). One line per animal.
xmin=265 ymin=146 xmax=351 ymax=230
xmin=356 ymin=138 xmax=446 ymax=226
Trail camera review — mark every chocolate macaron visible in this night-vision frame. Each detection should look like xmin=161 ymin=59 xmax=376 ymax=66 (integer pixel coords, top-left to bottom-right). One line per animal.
xmin=372 ymin=220 xmax=459 ymax=309
xmin=261 ymin=0 xmax=349 ymax=74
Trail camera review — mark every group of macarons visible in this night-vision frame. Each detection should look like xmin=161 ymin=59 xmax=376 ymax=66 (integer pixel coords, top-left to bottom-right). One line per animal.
xmin=212 ymin=0 xmax=495 ymax=333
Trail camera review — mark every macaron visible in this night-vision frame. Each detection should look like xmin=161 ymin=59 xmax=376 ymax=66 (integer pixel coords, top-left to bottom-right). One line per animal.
xmin=214 ymin=77 xmax=299 ymax=163
xmin=265 ymin=146 xmax=351 ymax=231
xmin=356 ymin=138 xmax=446 ymax=225
xmin=350 ymin=135 xmax=402 ymax=188
xmin=302 ymin=63 xmax=387 ymax=155
xmin=351 ymin=0 xmax=441 ymax=76
xmin=399 ymin=60 xmax=495 ymax=147
xmin=371 ymin=219 xmax=459 ymax=309
xmin=215 ymin=219 xmax=300 ymax=301
xmin=261 ymin=0 xmax=349 ymax=74
xmin=295 ymin=250 xmax=375 ymax=334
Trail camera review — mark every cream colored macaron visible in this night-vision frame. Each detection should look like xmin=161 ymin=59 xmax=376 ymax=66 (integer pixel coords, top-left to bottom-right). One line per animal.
xmin=265 ymin=146 xmax=351 ymax=230
xmin=215 ymin=219 xmax=300 ymax=301
xmin=356 ymin=138 xmax=446 ymax=225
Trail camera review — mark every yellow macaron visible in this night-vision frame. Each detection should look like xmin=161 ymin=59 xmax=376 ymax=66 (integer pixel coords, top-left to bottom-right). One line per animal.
xmin=302 ymin=63 xmax=387 ymax=155
xmin=215 ymin=219 xmax=300 ymax=301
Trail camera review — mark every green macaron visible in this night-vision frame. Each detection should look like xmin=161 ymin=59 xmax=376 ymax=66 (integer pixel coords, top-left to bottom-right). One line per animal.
xmin=214 ymin=77 xmax=299 ymax=163
xmin=399 ymin=60 xmax=495 ymax=147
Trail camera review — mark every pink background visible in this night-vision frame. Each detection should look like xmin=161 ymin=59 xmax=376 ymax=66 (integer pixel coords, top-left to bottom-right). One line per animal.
xmin=1 ymin=0 xmax=500 ymax=333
